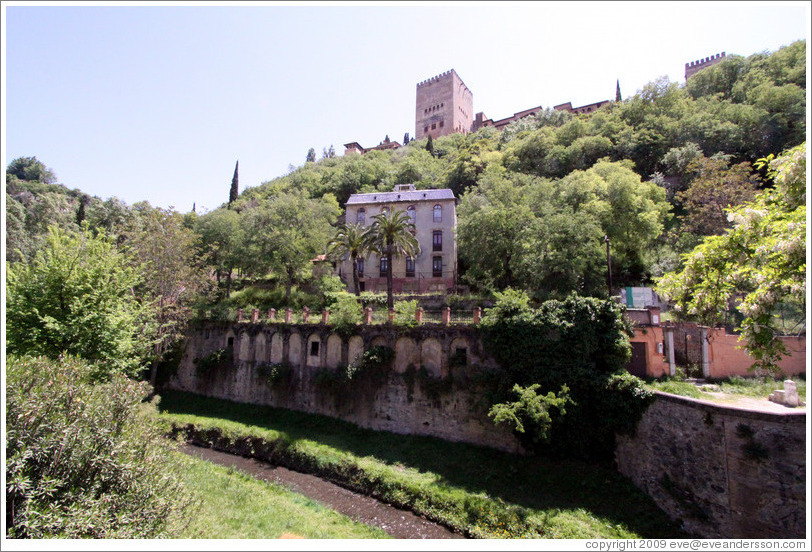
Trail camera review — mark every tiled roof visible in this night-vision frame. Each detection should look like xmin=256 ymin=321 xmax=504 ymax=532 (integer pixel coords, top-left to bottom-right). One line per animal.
xmin=346 ymin=188 xmax=455 ymax=205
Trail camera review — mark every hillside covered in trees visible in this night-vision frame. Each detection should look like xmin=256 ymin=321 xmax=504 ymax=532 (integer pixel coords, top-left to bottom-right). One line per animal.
xmin=6 ymin=41 xmax=806 ymax=307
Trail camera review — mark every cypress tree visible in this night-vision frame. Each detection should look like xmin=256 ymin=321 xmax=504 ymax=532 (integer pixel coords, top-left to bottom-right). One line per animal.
xmin=229 ymin=161 xmax=239 ymax=205
xmin=426 ymin=135 xmax=434 ymax=157
xmin=616 ymin=80 xmax=622 ymax=102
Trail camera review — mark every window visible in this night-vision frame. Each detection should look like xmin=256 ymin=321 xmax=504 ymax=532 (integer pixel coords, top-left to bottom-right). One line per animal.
xmin=439 ymin=121 xmax=444 ymax=128
xmin=431 ymin=123 xmax=436 ymax=130
xmin=432 ymin=256 xmax=442 ymax=277
xmin=380 ymin=257 xmax=389 ymax=276
xmin=405 ymin=257 xmax=415 ymax=277
xmin=433 ymin=204 xmax=442 ymax=222
xmin=356 ymin=258 xmax=364 ymax=277
xmin=310 ymin=341 xmax=320 ymax=357
xmin=406 ymin=205 xmax=416 ymax=223
xmin=424 ymin=126 xmax=428 ymax=133
xmin=433 ymin=231 xmax=442 ymax=251
xmin=356 ymin=208 xmax=365 ymax=225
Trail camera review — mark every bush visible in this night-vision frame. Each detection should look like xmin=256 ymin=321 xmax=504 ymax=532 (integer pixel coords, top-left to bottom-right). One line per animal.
xmin=328 ymin=292 xmax=363 ymax=334
xmin=480 ymin=290 xmax=652 ymax=461
xmin=256 ymin=362 xmax=293 ymax=387
xmin=194 ymin=347 xmax=233 ymax=375
xmin=393 ymin=299 xmax=418 ymax=327
xmin=488 ymin=384 xmax=572 ymax=450
xmin=5 ymin=355 xmax=194 ymax=538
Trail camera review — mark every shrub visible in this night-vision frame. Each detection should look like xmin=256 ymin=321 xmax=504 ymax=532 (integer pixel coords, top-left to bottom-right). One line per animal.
xmin=480 ymin=290 xmax=651 ymax=461
xmin=194 ymin=347 xmax=233 ymax=375
xmin=256 ymin=362 xmax=293 ymax=387
xmin=328 ymin=292 xmax=363 ymax=334
xmin=5 ymin=355 xmax=194 ymax=538
xmin=393 ymin=299 xmax=418 ymax=327
xmin=488 ymin=384 xmax=572 ymax=451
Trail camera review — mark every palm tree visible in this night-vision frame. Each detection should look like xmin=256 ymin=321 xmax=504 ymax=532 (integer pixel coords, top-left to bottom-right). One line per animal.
xmin=326 ymin=223 xmax=368 ymax=297
xmin=363 ymin=210 xmax=420 ymax=310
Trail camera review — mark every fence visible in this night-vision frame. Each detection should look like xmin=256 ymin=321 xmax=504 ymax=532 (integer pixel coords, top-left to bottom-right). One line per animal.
xmin=199 ymin=306 xmax=481 ymax=327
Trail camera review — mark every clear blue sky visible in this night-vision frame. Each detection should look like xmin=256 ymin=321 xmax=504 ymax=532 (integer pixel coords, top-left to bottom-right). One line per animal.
xmin=3 ymin=1 xmax=809 ymax=213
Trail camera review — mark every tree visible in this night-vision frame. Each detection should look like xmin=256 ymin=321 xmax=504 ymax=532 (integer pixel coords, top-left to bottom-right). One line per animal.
xmin=6 ymin=225 xmax=153 ymax=380
xmin=426 ymin=135 xmax=434 ymax=157
xmin=196 ymin=207 xmax=245 ymax=297
xmin=677 ymin=156 xmax=760 ymax=236
xmin=229 ymin=160 xmax=239 ymax=205
xmin=362 ymin=209 xmax=420 ymax=310
xmin=306 ymin=147 xmax=317 ymax=163
xmin=403 ymin=132 xmax=410 ymax=144
xmin=656 ymin=143 xmax=806 ymax=374
xmin=326 ymin=223 xmax=368 ymax=297
xmin=242 ymin=191 xmax=340 ymax=302
xmin=119 ymin=205 xmax=214 ymax=385
xmin=6 ymin=156 xmax=57 ymax=185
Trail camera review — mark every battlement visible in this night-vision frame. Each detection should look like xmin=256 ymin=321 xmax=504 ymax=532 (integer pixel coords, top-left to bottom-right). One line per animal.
xmin=685 ymin=52 xmax=726 ymax=80
xmin=416 ymin=69 xmax=457 ymax=88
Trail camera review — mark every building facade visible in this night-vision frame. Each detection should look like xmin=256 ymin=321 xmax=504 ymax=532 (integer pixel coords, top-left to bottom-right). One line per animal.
xmin=337 ymin=184 xmax=458 ymax=294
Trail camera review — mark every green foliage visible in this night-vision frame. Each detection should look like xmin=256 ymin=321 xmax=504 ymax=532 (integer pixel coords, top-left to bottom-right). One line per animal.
xmin=480 ymin=290 xmax=652 ymax=460
xmin=315 ymin=345 xmax=394 ymax=396
xmin=256 ymin=362 xmax=293 ymax=388
xmin=194 ymin=347 xmax=233 ymax=375
xmin=6 ymin=355 xmax=193 ymax=538
xmin=326 ymin=292 xmax=363 ymax=334
xmin=656 ymin=143 xmax=806 ymax=374
xmin=488 ymin=384 xmax=572 ymax=450
xmin=393 ymin=299 xmax=418 ymax=327
xmin=241 ymin=190 xmax=340 ymax=301
xmin=6 ymin=225 xmax=153 ymax=380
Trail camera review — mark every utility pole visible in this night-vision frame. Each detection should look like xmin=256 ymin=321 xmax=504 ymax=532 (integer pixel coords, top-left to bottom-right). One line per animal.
xmin=605 ymin=236 xmax=613 ymax=297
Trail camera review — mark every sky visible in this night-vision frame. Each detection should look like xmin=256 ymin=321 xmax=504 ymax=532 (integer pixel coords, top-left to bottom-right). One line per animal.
xmin=2 ymin=0 xmax=810 ymax=214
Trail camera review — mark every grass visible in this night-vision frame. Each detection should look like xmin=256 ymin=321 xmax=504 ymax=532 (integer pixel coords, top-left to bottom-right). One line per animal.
xmin=647 ymin=374 xmax=806 ymax=401
xmin=174 ymin=450 xmax=390 ymax=539
xmin=157 ymin=390 xmax=683 ymax=539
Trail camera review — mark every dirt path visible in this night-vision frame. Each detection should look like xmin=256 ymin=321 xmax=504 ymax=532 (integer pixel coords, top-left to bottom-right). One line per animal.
xmin=181 ymin=443 xmax=465 ymax=539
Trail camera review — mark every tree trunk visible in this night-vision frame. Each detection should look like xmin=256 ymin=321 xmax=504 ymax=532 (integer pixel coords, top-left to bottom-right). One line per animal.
xmin=225 ymin=269 xmax=232 ymax=298
xmin=386 ymin=243 xmax=394 ymax=311
xmin=351 ymin=253 xmax=360 ymax=297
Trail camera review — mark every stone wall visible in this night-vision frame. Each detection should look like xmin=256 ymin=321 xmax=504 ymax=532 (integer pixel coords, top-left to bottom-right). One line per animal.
xmin=166 ymin=321 xmax=520 ymax=453
xmin=615 ymin=392 xmax=806 ymax=538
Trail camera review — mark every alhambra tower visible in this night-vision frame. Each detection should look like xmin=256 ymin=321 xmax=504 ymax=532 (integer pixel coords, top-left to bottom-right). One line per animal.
xmin=415 ymin=69 xmax=474 ymax=141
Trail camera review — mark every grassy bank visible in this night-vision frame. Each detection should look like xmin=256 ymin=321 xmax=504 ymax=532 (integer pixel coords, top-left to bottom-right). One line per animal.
xmin=648 ymin=375 xmax=806 ymax=402
xmin=158 ymin=390 xmax=683 ymax=539
xmin=174 ymin=451 xmax=389 ymax=539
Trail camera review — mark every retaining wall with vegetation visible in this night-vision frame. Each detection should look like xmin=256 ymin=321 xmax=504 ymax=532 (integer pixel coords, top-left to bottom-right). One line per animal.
xmin=168 ymin=321 xmax=807 ymax=539
xmin=615 ymin=392 xmax=806 ymax=538
xmin=167 ymin=321 xmax=519 ymax=452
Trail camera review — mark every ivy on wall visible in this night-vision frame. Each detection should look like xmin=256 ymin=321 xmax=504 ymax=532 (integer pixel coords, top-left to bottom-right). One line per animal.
xmin=479 ymin=290 xmax=653 ymax=461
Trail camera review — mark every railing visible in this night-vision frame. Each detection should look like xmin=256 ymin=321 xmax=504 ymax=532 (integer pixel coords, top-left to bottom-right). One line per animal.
xmin=198 ymin=305 xmax=482 ymax=327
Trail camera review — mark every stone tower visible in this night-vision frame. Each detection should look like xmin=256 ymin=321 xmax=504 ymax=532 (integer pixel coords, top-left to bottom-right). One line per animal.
xmin=685 ymin=52 xmax=726 ymax=81
xmin=415 ymin=69 xmax=474 ymax=141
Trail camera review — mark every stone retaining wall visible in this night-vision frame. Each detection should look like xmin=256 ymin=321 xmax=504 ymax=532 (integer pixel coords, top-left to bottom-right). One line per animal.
xmin=615 ymin=392 xmax=806 ymax=538
xmin=166 ymin=321 xmax=519 ymax=452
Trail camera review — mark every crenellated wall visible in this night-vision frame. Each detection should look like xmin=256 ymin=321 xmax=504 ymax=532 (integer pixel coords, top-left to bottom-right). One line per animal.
xmin=167 ymin=321 xmax=520 ymax=453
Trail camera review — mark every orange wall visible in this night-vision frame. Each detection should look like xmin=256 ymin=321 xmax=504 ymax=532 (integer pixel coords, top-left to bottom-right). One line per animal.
xmin=630 ymin=327 xmax=671 ymax=378
xmin=706 ymin=329 xmax=806 ymax=378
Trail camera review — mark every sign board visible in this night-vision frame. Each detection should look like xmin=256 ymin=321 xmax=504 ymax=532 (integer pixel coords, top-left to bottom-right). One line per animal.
xmin=625 ymin=287 xmax=654 ymax=308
